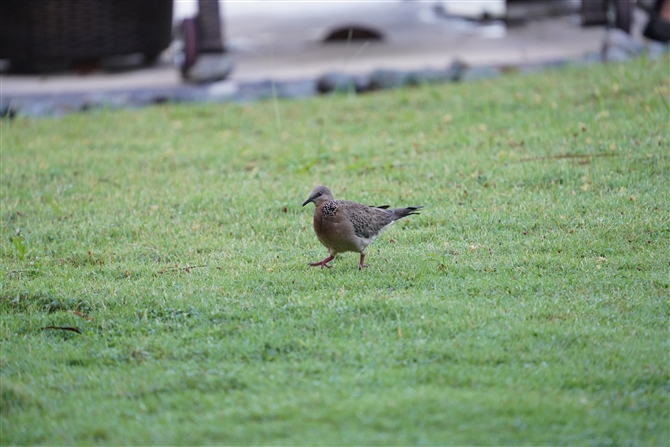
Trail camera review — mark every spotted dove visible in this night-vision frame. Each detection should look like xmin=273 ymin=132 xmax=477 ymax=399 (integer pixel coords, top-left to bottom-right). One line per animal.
xmin=302 ymin=185 xmax=422 ymax=269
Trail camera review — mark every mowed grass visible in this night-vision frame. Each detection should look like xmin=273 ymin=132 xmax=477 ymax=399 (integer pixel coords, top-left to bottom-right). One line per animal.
xmin=1 ymin=56 xmax=668 ymax=445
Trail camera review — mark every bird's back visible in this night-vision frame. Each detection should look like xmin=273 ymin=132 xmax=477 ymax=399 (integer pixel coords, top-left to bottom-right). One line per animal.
xmin=340 ymin=201 xmax=395 ymax=239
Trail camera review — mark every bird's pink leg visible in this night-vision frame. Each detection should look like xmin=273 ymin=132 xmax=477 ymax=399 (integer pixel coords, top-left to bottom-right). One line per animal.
xmin=310 ymin=255 xmax=334 ymax=268
xmin=359 ymin=253 xmax=368 ymax=270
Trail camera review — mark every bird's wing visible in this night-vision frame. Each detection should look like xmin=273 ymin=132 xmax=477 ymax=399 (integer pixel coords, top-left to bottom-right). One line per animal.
xmin=341 ymin=201 xmax=394 ymax=239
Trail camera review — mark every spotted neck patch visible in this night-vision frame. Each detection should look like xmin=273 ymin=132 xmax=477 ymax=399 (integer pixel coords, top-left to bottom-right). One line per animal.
xmin=321 ymin=200 xmax=338 ymax=217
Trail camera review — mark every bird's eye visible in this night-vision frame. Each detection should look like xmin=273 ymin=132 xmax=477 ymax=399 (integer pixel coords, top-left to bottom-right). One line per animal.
xmin=317 ymin=192 xmax=323 ymax=197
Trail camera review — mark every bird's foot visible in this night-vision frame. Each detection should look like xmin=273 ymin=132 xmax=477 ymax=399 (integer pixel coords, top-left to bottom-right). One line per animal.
xmin=358 ymin=254 xmax=367 ymax=270
xmin=358 ymin=264 xmax=368 ymax=270
xmin=310 ymin=261 xmax=332 ymax=269
xmin=309 ymin=255 xmax=334 ymax=269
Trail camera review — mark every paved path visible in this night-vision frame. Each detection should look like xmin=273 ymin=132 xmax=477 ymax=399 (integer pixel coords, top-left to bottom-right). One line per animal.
xmin=2 ymin=16 xmax=605 ymax=97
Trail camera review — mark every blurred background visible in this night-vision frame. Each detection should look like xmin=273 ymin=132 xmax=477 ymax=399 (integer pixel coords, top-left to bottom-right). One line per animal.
xmin=0 ymin=0 xmax=664 ymax=99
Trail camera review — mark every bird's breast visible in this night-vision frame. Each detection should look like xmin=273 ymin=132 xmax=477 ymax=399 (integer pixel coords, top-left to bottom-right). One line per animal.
xmin=321 ymin=200 xmax=338 ymax=217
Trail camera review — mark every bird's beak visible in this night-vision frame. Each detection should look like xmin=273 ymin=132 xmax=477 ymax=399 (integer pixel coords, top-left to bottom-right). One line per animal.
xmin=302 ymin=197 xmax=312 ymax=207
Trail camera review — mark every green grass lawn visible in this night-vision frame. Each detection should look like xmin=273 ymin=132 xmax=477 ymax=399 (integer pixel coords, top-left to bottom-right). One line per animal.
xmin=1 ymin=56 xmax=668 ymax=445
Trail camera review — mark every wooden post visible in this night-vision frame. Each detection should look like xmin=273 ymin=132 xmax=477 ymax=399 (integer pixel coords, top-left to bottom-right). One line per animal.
xmin=197 ymin=0 xmax=225 ymax=53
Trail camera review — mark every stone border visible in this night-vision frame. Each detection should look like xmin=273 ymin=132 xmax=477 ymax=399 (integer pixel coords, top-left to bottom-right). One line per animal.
xmin=1 ymin=33 xmax=667 ymax=119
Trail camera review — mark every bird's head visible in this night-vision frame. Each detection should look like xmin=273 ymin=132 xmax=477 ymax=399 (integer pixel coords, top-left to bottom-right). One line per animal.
xmin=302 ymin=185 xmax=333 ymax=207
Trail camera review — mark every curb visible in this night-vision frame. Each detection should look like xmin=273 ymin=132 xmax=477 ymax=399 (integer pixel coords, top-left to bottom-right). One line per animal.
xmin=1 ymin=39 xmax=667 ymax=119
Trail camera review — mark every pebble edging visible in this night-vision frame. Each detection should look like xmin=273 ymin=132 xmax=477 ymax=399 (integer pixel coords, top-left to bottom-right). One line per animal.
xmin=1 ymin=34 xmax=667 ymax=119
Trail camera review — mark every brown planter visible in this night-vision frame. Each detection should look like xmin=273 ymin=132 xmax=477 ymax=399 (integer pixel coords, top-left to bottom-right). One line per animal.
xmin=0 ymin=0 xmax=173 ymax=71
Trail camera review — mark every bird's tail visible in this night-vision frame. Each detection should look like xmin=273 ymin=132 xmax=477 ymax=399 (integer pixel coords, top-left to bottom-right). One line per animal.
xmin=391 ymin=206 xmax=423 ymax=221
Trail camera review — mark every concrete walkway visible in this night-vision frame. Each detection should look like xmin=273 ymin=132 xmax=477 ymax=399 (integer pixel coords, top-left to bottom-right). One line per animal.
xmin=4 ymin=5 xmax=666 ymax=118
xmin=2 ymin=15 xmax=605 ymax=97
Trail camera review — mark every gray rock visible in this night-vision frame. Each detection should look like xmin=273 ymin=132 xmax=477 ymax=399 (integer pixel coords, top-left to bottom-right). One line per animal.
xmin=406 ymin=68 xmax=453 ymax=86
xmin=461 ymin=65 xmax=501 ymax=82
xmin=129 ymin=89 xmax=173 ymax=106
xmin=603 ymin=28 xmax=643 ymax=62
xmin=276 ymin=79 xmax=318 ymax=99
xmin=444 ymin=59 xmax=468 ymax=82
xmin=518 ymin=59 xmax=568 ymax=75
xmin=0 ymin=101 xmax=16 ymax=119
xmin=317 ymin=72 xmax=359 ymax=93
xmin=574 ymin=50 xmax=605 ymax=65
xmin=603 ymin=45 xmax=634 ymax=62
xmin=85 ymin=92 xmax=131 ymax=110
xmin=207 ymin=80 xmax=239 ymax=100
xmin=369 ymin=69 xmax=410 ymax=90
xmin=645 ymin=40 xmax=670 ymax=59
xmin=173 ymin=86 xmax=211 ymax=103
xmin=53 ymin=94 xmax=88 ymax=115
xmin=183 ymin=53 xmax=234 ymax=84
xmin=352 ymin=75 xmax=371 ymax=93
xmin=235 ymin=80 xmax=275 ymax=102
xmin=16 ymin=100 xmax=56 ymax=117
